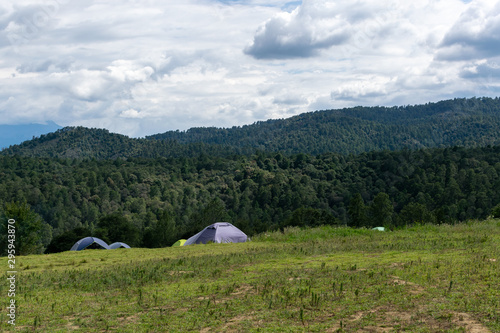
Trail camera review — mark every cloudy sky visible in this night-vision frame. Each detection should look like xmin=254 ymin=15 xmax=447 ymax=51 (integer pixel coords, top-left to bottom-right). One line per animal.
xmin=1 ymin=0 xmax=500 ymax=137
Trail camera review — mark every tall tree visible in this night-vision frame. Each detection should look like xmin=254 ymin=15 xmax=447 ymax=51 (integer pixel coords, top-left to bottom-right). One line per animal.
xmin=348 ymin=193 xmax=367 ymax=227
xmin=96 ymin=213 xmax=140 ymax=246
xmin=399 ymin=203 xmax=435 ymax=226
xmin=184 ymin=198 xmax=230 ymax=237
xmin=144 ymin=211 xmax=177 ymax=247
xmin=0 ymin=201 xmax=52 ymax=255
xmin=370 ymin=193 xmax=393 ymax=227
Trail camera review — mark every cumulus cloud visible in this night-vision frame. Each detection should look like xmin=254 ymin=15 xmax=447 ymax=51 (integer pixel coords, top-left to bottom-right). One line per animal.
xmin=331 ymin=76 xmax=394 ymax=101
xmin=120 ymin=109 xmax=144 ymax=119
xmin=458 ymin=60 xmax=500 ymax=95
xmin=460 ymin=60 xmax=500 ymax=78
xmin=0 ymin=0 xmax=498 ymax=138
xmin=437 ymin=0 xmax=500 ymax=61
xmin=244 ymin=1 xmax=352 ymax=59
xmin=244 ymin=0 xmax=475 ymax=64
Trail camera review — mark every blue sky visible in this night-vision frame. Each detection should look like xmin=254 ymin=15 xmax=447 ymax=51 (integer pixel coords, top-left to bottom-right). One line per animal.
xmin=1 ymin=0 xmax=500 ymax=137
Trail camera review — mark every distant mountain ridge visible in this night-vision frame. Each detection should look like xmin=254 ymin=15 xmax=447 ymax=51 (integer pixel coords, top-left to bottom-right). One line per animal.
xmin=0 ymin=121 xmax=62 ymax=149
xmin=148 ymin=97 xmax=500 ymax=155
xmin=2 ymin=97 xmax=500 ymax=159
xmin=0 ymin=126 xmax=240 ymax=159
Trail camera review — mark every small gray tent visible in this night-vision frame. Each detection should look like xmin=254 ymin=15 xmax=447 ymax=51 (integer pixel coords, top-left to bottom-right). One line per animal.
xmin=109 ymin=242 xmax=131 ymax=249
xmin=184 ymin=222 xmax=247 ymax=245
xmin=70 ymin=237 xmax=110 ymax=251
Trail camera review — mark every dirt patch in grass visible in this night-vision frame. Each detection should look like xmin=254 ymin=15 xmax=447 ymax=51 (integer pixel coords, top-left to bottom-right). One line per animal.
xmin=117 ymin=314 xmax=140 ymax=323
xmin=355 ymin=326 xmax=395 ymax=332
xmin=197 ymin=284 xmax=255 ymax=300
xmin=390 ymin=276 xmax=425 ymax=295
xmin=288 ymin=277 xmax=302 ymax=281
xmin=324 ymin=305 xmax=493 ymax=332
xmin=451 ymin=312 xmax=491 ymax=333
xmin=389 ymin=262 xmax=405 ymax=268
xmin=221 ymin=314 xmax=255 ymax=332
xmin=64 ymin=316 xmax=81 ymax=330
xmin=230 ymin=284 xmax=254 ymax=296
xmin=168 ymin=270 xmax=194 ymax=275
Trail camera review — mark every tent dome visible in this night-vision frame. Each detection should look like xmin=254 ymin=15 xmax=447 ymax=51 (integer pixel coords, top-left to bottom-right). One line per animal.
xmin=109 ymin=242 xmax=131 ymax=249
xmin=70 ymin=237 xmax=110 ymax=251
xmin=184 ymin=222 xmax=247 ymax=246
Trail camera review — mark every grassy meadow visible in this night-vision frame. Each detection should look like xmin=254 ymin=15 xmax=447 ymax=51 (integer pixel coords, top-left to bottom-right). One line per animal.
xmin=1 ymin=220 xmax=499 ymax=332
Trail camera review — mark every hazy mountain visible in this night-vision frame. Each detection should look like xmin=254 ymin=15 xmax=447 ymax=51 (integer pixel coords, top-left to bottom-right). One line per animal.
xmin=0 ymin=121 xmax=62 ymax=149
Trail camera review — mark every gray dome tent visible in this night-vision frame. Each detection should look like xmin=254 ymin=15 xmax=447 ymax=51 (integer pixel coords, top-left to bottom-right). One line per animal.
xmin=184 ymin=222 xmax=247 ymax=246
xmin=109 ymin=242 xmax=131 ymax=249
xmin=70 ymin=237 xmax=110 ymax=251
xmin=70 ymin=237 xmax=131 ymax=251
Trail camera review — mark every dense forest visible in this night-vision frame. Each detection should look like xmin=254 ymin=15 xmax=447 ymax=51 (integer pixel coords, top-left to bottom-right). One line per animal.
xmin=3 ymin=97 xmax=500 ymax=159
xmin=0 ymin=127 xmax=243 ymax=160
xmin=2 ymin=97 xmax=500 ymax=255
xmin=1 ymin=145 xmax=500 ymax=254
xmin=149 ymin=97 xmax=500 ymax=155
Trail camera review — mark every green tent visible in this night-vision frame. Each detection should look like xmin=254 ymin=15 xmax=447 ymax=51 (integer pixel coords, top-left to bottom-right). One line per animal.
xmin=172 ymin=239 xmax=186 ymax=247
xmin=372 ymin=227 xmax=385 ymax=231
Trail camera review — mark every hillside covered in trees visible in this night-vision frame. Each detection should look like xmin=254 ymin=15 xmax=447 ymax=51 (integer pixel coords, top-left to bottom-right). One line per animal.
xmin=2 ymin=97 xmax=500 ymax=255
xmin=0 ymin=127 xmax=242 ymax=160
xmin=3 ymin=97 xmax=500 ymax=159
xmin=149 ymin=97 xmax=500 ymax=155
xmin=1 ymin=146 xmax=500 ymax=254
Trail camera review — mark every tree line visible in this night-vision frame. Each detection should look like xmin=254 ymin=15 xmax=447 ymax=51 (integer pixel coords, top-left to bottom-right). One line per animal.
xmin=1 ymin=145 xmax=500 ymax=255
xmin=4 ymin=97 xmax=500 ymax=160
xmin=148 ymin=97 xmax=500 ymax=155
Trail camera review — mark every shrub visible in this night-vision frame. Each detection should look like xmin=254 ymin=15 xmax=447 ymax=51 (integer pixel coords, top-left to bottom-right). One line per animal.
xmin=492 ymin=203 xmax=500 ymax=218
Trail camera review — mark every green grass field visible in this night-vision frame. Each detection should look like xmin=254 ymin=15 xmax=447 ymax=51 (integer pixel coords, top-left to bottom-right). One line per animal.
xmin=2 ymin=220 xmax=499 ymax=332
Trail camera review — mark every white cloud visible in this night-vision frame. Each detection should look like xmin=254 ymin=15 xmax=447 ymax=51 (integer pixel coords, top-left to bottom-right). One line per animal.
xmin=0 ymin=0 xmax=498 ymax=138
xmin=244 ymin=2 xmax=351 ymax=59
xmin=437 ymin=0 xmax=500 ymax=61
xmin=120 ymin=108 xmax=144 ymax=119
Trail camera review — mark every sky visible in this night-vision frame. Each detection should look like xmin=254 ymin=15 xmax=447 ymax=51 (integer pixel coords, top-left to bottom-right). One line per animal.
xmin=1 ymin=0 xmax=500 ymax=138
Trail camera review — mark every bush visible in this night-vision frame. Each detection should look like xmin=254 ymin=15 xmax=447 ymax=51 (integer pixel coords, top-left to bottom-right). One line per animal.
xmin=492 ymin=203 xmax=500 ymax=218
xmin=45 ymin=227 xmax=91 ymax=253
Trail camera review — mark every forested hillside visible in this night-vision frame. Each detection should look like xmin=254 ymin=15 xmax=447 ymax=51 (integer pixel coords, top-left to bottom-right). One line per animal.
xmin=3 ymin=97 xmax=500 ymax=159
xmin=1 ymin=146 xmax=500 ymax=254
xmin=2 ymin=97 xmax=500 ymax=255
xmin=149 ymin=97 xmax=500 ymax=155
xmin=0 ymin=127 xmax=242 ymax=159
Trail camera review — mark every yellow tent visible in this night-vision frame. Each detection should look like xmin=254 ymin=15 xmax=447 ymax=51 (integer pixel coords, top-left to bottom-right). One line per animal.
xmin=172 ymin=239 xmax=186 ymax=247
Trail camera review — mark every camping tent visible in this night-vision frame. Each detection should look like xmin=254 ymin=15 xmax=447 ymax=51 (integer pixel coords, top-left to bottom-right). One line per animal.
xmin=171 ymin=239 xmax=186 ymax=247
xmin=70 ymin=237 xmax=131 ymax=251
xmin=184 ymin=222 xmax=247 ymax=246
xmin=109 ymin=242 xmax=131 ymax=249
xmin=70 ymin=237 xmax=110 ymax=251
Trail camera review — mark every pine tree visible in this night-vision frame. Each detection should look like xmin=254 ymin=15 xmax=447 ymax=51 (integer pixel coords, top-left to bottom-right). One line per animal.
xmin=370 ymin=193 xmax=393 ymax=227
xmin=348 ymin=193 xmax=366 ymax=227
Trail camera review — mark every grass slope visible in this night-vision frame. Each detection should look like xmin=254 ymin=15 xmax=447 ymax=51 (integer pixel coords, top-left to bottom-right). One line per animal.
xmin=1 ymin=220 xmax=499 ymax=332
